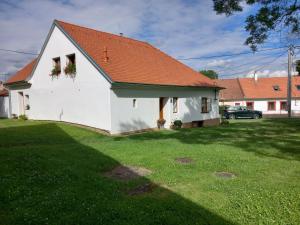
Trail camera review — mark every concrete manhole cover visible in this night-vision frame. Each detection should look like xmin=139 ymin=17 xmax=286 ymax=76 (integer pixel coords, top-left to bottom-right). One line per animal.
xmin=104 ymin=165 xmax=152 ymax=181
xmin=127 ymin=183 xmax=157 ymax=196
xmin=175 ymin=157 xmax=194 ymax=164
xmin=214 ymin=171 xmax=236 ymax=179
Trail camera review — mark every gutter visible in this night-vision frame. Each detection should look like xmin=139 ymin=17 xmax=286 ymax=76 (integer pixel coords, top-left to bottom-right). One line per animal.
xmin=111 ymin=81 xmax=223 ymax=90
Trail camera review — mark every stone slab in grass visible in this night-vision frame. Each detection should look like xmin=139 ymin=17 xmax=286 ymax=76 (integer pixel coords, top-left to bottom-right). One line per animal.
xmin=214 ymin=171 xmax=236 ymax=179
xmin=175 ymin=157 xmax=194 ymax=164
xmin=127 ymin=183 xmax=157 ymax=196
xmin=104 ymin=165 xmax=152 ymax=181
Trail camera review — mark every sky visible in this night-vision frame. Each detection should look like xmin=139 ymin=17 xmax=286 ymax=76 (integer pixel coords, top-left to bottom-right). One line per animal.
xmin=0 ymin=0 xmax=299 ymax=81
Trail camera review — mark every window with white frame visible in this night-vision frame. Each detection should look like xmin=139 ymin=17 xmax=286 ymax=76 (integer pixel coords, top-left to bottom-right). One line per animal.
xmin=173 ymin=97 xmax=178 ymax=113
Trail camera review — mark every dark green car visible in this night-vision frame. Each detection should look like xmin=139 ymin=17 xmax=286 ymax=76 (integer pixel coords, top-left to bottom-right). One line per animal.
xmin=224 ymin=106 xmax=262 ymax=119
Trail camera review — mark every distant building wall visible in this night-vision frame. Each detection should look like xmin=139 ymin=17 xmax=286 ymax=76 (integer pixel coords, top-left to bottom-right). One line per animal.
xmin=0 ymin=96 xmax=9 ymax=118
xmin=220 ymin=99 xmax=300 ymax=115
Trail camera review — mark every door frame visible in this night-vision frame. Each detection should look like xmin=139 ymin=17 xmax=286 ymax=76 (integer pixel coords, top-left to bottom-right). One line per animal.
xmin=159 ymin=97 xmax=165 ymax=120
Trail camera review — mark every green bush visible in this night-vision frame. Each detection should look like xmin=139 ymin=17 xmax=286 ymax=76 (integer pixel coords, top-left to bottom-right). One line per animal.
xmin=173 ymin=120 xmax=183 ymax=129
xmin=64 ymin=63 xmax=76 ymax=75
xmin=221 ymin=119 xmax=229 ymax=125
xmin=18 ymin=114 xmax=28 ymax=120
xmin=50 ymin=65 xmax=61 ymax=76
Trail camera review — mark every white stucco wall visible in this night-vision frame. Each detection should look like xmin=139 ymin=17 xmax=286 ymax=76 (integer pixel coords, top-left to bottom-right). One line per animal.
xmin=21 ymin=26 xmax=111 ymax=131
xmin=0 ymin=96 xmax=9 ymax=118
xmin=110 ymin=87 xmax=219 ymax=134
xmin=9 ymin=87 xmax=30 ymax=117
xmin=220 ymin=99 xmax=300 ymax=115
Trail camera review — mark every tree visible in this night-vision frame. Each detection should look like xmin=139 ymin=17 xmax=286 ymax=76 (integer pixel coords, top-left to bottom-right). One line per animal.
xmin=199 ymin=70 xmax=219 ymax=79
xmin=213 ymin=0 xmax=300 ymax=51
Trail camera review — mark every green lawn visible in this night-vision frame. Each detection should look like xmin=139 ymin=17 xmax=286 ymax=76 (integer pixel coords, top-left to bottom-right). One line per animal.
xmin=0 ymin=118 xmax=299 ymax=225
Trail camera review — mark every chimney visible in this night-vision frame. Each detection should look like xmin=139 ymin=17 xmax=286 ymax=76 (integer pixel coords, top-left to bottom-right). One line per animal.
xmin=103 ymin=47 xmax=109 ymax=62
xmin=119 ymin=32 xmax=123 ymax=37
xmin=254 ymin=72 xmax=258 ymax=82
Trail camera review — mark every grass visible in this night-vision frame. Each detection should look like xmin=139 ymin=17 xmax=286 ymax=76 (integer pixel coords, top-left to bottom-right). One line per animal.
xmin=0 ymin=118 xmax=299 ymax=225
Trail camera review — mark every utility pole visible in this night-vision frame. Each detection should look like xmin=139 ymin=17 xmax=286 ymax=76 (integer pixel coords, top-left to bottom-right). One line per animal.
xmin=287 ymin=45 xmax=294 ymax=118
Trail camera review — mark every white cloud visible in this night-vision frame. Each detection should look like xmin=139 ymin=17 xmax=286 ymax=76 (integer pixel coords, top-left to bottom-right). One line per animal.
xmin=206 ymin=59 xmax=232 ymax=67
xmin=246 ymin=70 xmax=289 ymax=78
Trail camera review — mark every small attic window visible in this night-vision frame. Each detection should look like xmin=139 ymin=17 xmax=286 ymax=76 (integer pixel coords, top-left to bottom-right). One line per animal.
xmin=51 ymin=57 xmax=61 ymax=75
xmin=64 ymin=54 xmax=76 ymax=75
xmin=67 ymin=54 xmax=76 ymax=65
xmin=273 ymin=85 xmax=280 ymax=91
xmin=296 ymin=85 xmax=300 ymax=91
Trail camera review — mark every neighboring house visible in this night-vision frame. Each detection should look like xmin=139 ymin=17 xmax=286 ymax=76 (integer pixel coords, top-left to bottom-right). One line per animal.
xmin=217 ymin=76 xmax=300 ymax=116
xmin=0 ymin=81 xmax=9 ymax=118
xmin=5 ymin=20 xmax=221 ymax=134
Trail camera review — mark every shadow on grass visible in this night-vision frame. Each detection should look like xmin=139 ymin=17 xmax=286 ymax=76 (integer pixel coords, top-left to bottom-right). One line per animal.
xmin=0 ymin=123 xmax=235 ymax=225
xmin=117 ymin=118 xmax=300 ymax=161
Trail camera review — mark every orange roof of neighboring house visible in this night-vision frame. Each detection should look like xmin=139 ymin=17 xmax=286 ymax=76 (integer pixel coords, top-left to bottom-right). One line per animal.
xmin=218 ymin=76 xmax=300 ymax=100
xmin=216 ymin=78 xmax=244 ymax=100
xmin=5 ymin=59 xmax=37 ymax=85
xmin=55 ymin=20 xmax=217 ymax=88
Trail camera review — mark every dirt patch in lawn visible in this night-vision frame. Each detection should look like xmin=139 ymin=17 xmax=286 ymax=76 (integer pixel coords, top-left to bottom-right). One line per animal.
xmin=104 ymin=165 xmax=152 ymax=181
xmin=175 ymin=157 xmax=194 ymax=164
xmin=214 ymin=171 xmax=236 ymax=179
xmin=127 ymin=183 xmax=157 ymax=196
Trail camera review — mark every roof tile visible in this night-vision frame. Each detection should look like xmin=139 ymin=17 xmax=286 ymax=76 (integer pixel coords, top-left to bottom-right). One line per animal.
xmin=6 ymin=59 xmax=37 ymax=84
xmin=56 ymin=20 xmax=217 ymax=88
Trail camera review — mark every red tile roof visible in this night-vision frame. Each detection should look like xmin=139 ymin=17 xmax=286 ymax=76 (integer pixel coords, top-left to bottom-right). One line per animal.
xmin=56 ymin=20 xmax=218 ymax=88
xmin=216 ymin=78 xmax=244 ymax=100
xmin=218 ymin=76 xmax=300 ymax=100
xmin=6 ymin=59 xmax=37 ymax=85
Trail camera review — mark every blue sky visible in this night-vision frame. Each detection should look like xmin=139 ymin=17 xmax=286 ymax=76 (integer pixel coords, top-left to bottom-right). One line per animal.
xmin=0 ymin=0 xmax=299 ymax=81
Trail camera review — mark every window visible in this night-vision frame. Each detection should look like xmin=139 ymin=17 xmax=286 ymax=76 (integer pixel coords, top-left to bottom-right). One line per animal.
xmin=173 ymin=97 xmax=178 ymax=113
xmin=52 ymin=57 xmax=61 ymax=74
xmin=133 ymin=99 xmax=137 ymax=108
xmin=67 ymin=54 xmax=75 ymax=65
xmin=246 ymin=102 xmax=254 ymax=110
xmin=296 ymin=85 xmax=300 ymax=91
xmin=65 ymin=54 xmax=76 ymax=75
xmin=201 ymin=97 xmax=211 ymax=113
xmin=273 ymin=85 xmax=280 ymax=91
xmin=235 ymin=103 xmax=240 ymax=106
xmin=280 ymin=101 xmax=287 ymax=111
xmin=268 ymin=101 xmax=276 ymax=111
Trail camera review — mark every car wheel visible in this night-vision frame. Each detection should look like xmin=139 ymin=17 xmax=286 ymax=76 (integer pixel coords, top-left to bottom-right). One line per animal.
xmin=253 ymin=114 xmax=259 ymax=119
xmin=229 ymin=114 xmax=236 ymax=119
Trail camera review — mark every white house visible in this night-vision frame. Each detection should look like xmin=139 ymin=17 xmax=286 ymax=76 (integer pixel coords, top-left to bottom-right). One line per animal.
xmin=217 ymin=76 xmax=300 ymax=116
xmin=5 ymin=20 xmax=221 ymax=134
xmin=0 ymin=81 xmax=9 ymax=118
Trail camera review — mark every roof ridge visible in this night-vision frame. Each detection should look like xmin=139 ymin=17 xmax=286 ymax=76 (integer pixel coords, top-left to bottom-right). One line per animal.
xmin=55 ymin=20 xmax=150 ymax=46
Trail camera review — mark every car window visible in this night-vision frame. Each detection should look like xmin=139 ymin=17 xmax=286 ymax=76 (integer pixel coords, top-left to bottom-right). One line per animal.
xmin=227 ymin=106 xmax=237 ymax=110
